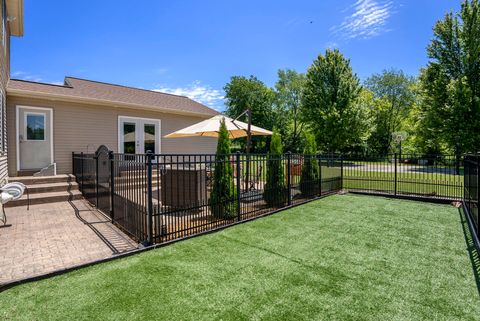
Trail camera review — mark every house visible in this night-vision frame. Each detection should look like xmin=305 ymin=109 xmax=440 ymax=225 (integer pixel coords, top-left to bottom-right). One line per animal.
xmin=7 ymin=77 xmax=219 ymax=176
xmin=1 ymin=0 xmax=219 ymax=179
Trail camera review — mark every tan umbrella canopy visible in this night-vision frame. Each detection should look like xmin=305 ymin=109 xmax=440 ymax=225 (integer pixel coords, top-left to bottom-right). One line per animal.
xmin=164 ymin=115 xmax=272 ymax=139
xmin=123 ymin=132 xmax=155 ymax=142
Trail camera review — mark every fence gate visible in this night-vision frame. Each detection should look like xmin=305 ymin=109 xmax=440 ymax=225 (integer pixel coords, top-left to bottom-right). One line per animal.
xmin=95 ymin=145 xmax=111 ymax=217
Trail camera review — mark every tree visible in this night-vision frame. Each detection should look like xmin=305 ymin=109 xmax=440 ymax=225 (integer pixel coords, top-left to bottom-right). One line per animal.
xmin=264 ymin=129 xmax=288 ymax=206
xmin=301 ymin=49 xmax=365 ymax=153
xmin=365 ymin=69 xmax=416 ymax=155
xmin=224 ymin=76 xmax=276 ymax=152
xmin=299 ymin=133 xmax=320 ymax=197
xmin=418 ymin=0 xmax=480 ymax=153
xmin=274 ymin=69 xmax=307 ymax=152
xmin=209 ymin=118 xmax=237 ymax=219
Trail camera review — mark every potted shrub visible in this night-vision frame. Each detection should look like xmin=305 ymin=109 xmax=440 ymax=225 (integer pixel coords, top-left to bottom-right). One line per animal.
xmin=264 ymin=129 xmax=288 ymax=206
xmin=209 ymin=118 xmax=237 ymax=219
xmin=300 ymin=133 xmax=320 ymax=197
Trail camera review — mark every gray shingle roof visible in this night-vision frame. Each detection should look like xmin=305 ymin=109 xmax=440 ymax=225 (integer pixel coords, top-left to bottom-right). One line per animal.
xmin=7 ymin=77 xmax=219 ymax=116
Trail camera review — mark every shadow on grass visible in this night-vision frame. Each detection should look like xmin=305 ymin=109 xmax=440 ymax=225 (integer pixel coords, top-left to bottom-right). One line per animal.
xmin=219 ymin=233 xmax=350 ymax=288
xmin=458 ymin=208 xmax=480 ymax=297
xmin=220 ymin=234 xmax=315 ymax=269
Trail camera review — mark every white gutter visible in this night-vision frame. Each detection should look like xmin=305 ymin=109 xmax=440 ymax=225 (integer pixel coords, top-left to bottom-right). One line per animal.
xmin=7 ymin=88 xmax=218 ymax=118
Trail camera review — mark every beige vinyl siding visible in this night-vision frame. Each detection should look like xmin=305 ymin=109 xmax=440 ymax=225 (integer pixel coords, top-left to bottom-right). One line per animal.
xmin=7 ymin=96 xmax=218 ymax=176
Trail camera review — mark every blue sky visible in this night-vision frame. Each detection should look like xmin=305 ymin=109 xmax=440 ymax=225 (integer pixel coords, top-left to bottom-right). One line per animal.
xmin=11 ymin=0 xmax=460 ymax=111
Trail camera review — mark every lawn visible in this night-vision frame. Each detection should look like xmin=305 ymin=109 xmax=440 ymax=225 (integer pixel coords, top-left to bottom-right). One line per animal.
xmin=344 ymin=170 xmax=463 ymax=199
xmin=1 ymin=194 xmax=479 ymax=321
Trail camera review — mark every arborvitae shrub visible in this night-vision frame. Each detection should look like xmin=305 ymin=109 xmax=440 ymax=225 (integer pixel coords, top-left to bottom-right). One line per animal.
xmin=264 ymin=129 xmax=288 ymax=206
xmin=209 ymin=118 xmax=237 ymax=218
xmin=300 ymin=133 xmax=320 ymax=197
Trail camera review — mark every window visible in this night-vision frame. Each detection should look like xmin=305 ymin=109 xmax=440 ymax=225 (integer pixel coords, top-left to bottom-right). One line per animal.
xmin=0 ymin=89 xmax=3 ymax=152
xmin=144 ymin=124 xmax=155 ymax=153
xmin=25 ymin=113 xmax=45 ymax=141
xmin=2 ymin=0 xmax=6 ymax=52
xmin=2 ymin=90 xmax=4 ymax=152
xmin=123 ymin=122 xmax=136 ymax=154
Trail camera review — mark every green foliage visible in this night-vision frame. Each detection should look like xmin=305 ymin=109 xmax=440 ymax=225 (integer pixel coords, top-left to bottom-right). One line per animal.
xmin=274 ymin=69 xmax=307 ymax=153
xmin=224 ymin=75 xmax=276 ymax=152
xmin=365 ymin=69 xmax=417 ymax=155
xmin=301 ymin=49 xmax=366 ymax=153
xmin=418 ymin=0 xmax=480 ymax=153
xmin=209 ymin=118 xmax=237 ymax=219
xmin=300 ymin=133 xmax=320 ymax=197
xmin=264 ymin=129 xmax=288 ymax=206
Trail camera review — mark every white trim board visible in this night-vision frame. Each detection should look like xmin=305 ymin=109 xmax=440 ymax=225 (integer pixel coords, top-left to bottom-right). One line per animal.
xmin=16 ymin=105 xmax=54 ymax=172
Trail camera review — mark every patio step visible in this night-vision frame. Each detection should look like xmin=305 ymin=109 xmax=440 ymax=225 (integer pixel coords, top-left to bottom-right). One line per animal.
xmin=23 ymin=181 xmax=79 ymax=194
xmin=5 ymin=175 xmax=80 ymax=207
xmin=4 ymin=190 xmax=83 ymax=207
xmin=9 ymin=174 xmax=75 ymax=185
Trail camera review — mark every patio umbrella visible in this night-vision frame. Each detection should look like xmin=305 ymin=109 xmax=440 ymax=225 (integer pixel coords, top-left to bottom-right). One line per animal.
xmin=123 ymin=132 xmax=155 ymax=142
xmin=164 ymin=115 xmax=272 ymax=139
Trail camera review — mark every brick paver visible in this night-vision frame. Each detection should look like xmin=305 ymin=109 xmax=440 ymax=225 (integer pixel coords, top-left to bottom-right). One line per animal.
xmin=0 ymin=200 xmax=137 ymax=285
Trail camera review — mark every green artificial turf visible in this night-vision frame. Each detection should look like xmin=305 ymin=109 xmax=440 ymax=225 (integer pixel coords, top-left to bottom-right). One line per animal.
xmin=1 ymin=194 xmax=479 ymax=321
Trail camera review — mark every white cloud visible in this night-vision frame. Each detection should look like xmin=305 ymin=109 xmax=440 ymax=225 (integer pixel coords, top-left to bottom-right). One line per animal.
xmin=153 ymin=81 xmax=224 ymax=111
xmin=331 ymin=0 xmax=394 ymax=40
xmin=325 ymin=41 xmax=339 ymax=49
xmin=11 ymin=71 xmax=26 ymax=77
xmin=12 ymin=70 xmax=64 ymax=85
xmin=153 ymin=68 xmax=168 ymax=75
xmin=11 ymin=70 xmax=43 ymax=82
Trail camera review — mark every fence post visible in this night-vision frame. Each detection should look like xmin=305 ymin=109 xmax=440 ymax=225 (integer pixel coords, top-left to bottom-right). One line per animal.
xmin=463 ymin=157 xmax=465 ymax=204
xmin=287 ymin=152 xmax=292 ymax=206
xmin=394 ymin=153 xmax=398 ymax=196
xmin=477 ymin=157 xmax=480 ymax=236
xmin=318 ymin=154 xmax=322 ymax=197
xmin=109 ymin=151 xmax=115 ymax=221
xmin=80 ymin=152 xmax=84 ymax=193
xmin=146 ymin=151 xmax=154 ymax=245
xmin=456 ymin=154 xmax=460 ymax=176
xmin=340 ymin=154 xmax=344 ymax=191
xmin=95 ymin=154 xmax=99 ymax=207
xmin=236 ymin=152 xmax=241 ymax=221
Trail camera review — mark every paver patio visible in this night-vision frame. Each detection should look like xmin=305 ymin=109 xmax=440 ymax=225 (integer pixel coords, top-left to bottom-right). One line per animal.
xmin=0 ymin=199 xmax=137 ymax=285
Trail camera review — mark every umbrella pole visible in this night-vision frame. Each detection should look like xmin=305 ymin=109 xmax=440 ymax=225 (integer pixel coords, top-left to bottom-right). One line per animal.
xmin=245 ymin=108 xmax=252 ymax=191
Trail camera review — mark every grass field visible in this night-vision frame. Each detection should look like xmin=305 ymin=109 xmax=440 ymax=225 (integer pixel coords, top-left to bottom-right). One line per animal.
xmin=344 ymin=170 xmax=463 ymax=199
xmin=1 ymin=194 xmax=479 ymax=321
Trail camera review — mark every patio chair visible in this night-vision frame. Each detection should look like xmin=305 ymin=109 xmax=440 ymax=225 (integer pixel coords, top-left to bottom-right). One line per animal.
xmin=0 ymin=182 xmax=29 ymax=228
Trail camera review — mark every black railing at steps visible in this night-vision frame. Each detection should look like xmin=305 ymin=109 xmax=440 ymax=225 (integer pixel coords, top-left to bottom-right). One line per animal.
xmin=73 ymin=148 xmax=466 ymax=246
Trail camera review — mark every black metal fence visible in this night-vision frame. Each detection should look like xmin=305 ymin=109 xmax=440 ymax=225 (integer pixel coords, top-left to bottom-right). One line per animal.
xmin=343 ymin=153 xmax=464 ymax=201
xmin=73 ymin=148 xmax=468 ymax=246
xmin=464 ymin=155 xmax=479 ymax=250
xmin=72 ymin=149 xmax=342 ymax=245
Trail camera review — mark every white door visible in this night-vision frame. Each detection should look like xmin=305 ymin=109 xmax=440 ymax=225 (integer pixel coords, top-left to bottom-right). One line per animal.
xmin=17 ymin=106 xmax=53 ymax=170
xmin=119 ymin=117 xmax=161 ymax=154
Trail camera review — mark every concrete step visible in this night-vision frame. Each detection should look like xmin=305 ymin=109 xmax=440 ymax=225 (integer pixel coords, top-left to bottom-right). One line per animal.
xmin=4 ymin=190 xmax=83 ymax=207
xmin=9 ymin=174 xmax=75 ymax=185
xmin=25 ymin=181 xmax=79 ymax=194
xmin=17 ymin=169 xmax=41 ymax=177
